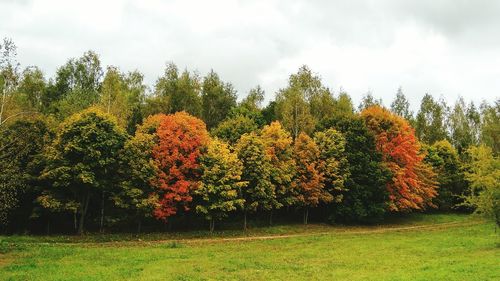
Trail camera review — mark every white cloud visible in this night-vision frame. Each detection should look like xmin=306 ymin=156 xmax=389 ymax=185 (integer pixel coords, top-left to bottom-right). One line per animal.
xmin=1 ymin=0 xmax=499 ymax=109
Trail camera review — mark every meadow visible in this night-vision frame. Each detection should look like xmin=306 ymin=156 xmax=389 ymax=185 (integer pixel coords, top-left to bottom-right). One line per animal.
xmin=1 ymin=213 xmax=498 ymax=281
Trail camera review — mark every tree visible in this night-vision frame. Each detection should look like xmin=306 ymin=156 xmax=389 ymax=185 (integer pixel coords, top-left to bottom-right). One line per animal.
xmin=48 ymin=51 xmax=103 ymax=118
xmin=313 ymin=128 xmax=349 ymax=203
xmin=99 ymin=67 xmax=126 ymax=120
xmin=152 ymin=111 xmax=209 ymax=221
xmin=260 ymin=121 xmax=297 ymax=224
xmin=262 ymin=101 xmax=277 ymax=125
xmin=480 ymin=100 xmax=499 ymax=155
xmin=461 ymin=145 xmax=500 ymax=228
xmin=275 ymin=66 xmax=331 ymax=138
xmin=362 ymin=106 xmax=438 ymax=212
xmin=212 ymin=115 xmax=258 ymax=145
xmin=390 ymin=87 xmax=413 ymax=122
xmin=122 ymin=70 xmax=147 ymax=134
xmin=196 ymin=138 xmax=246 ymax=232
xmin=17 ymin=66 xmax=47 ymax=112
xmin=358 ymin=91 xmax=382 ymax=112
xmin=40 ymin=108 xmax=126 ymax=234
xmin=294 ymin=133 xmax=331 ymax=224
xmin=415 ymin=94 xmax=448 ymax=144
xmin=240 ymin=85 xmax=265 ymax=111
xmin=235 ymin=132 xmax=274 ymax=230
xmin=275 ymin=86 xmax=314 ymax=139
xmin=423 ymin=140 xmax=466 ymax=210
xmin=201 ymin=70 xmax=237 ymax=129
xmin=227 ymin=86 xmax=266 ymax=127
xmin=0 ymin=38 xmax=25 ymax=127
xmin=97 ymin=67 xmax=147 ymax=133
xmin=449 ymin=97 xmax=479 ymax=155
xmin=466 ymin=101 xmax=481 ymax=149
xmin=114 ymin=117 xmax=161 ymax=233
xmin=0 ymin=119 xmax=51 ymax=227
xmin=333 ymin=91 xmax=355 ymax=117
xmin=322 ymin=115 xmax=390 ymax=223
xmin=154 ymin=63 xmax=202 ymax=117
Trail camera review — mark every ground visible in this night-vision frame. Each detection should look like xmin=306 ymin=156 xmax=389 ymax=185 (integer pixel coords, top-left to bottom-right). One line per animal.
xmin=0 ymin=213 xmax=498 ymax=280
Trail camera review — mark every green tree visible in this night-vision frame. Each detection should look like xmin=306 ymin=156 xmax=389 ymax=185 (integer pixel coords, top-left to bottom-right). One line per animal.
xmin=323 ymin=115 xmax=390 ymax=223
xmin=0 ymin=38 xmax=24 ymax=127
xmin=275 ymin=66 xmax=332 ymax=138
xmin=17 ymin=66 xmax=46 ymax=112
xmin=240 ymin=85 xmax=265 ymax=111
xmin=48 ymin=51 xmax=103 ymax=118
xmin=123 ymin=70 xmax=147 ymax=134
xmin=41 ymin=108 xmax=126 ymax=234
xmin=461 ymin=145 xmax=500 ymax=228
xmin=154 ymin=63 xmax=202 ymax=117
xmin=390 ymin=87 xmax=413 ymax=122
xmin=424 ymin=140 xmax=466 ymax=210
xmin=262 ymin=101 xmax=277 ymax=125
xmin=449 ymin=97 xmax=479 ymax=155
xmin=201 ymin=70 xmax=237 ymax=129
xmin=333 ymin=91 xmax=355 ymax=117
xmin=480 ymin=100 xmax=499 ymax=155
xmin=0 ymin=119 xmax=51 ymax=226
xmin=314 ymin=128 xmax=349 ymax=203
xmin=196 ymin=138 xmax=246 ymax=232
xmin=235 ymin=132 xmax=274 ymax=230
xmin=228 ymin=86 xmax=266 ymax=127
xmin=415 ymin=94 xmax=448 ymax=144
xmin=358 ymin=91 xmax=382 ymax=112
xmin=113 ymin=119 xmax=160 ymax=233
xmin=212 ymin=115 xmax=258 ymax=145
xmin=275 ymin=86 xmax=314 ymax=139
xmin=98 ymin=67 xmax=147 ymax=133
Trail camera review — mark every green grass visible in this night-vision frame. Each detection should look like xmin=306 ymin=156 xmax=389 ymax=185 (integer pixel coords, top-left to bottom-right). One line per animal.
xmin=0 ymin=213 xmax=498 ymax=280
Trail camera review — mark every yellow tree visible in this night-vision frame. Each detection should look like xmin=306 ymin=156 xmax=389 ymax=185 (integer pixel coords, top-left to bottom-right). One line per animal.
xmin=196 ymin=138 xmax=247 ymax=232
xmin=260 ymin=121 xmax=296 ymax=224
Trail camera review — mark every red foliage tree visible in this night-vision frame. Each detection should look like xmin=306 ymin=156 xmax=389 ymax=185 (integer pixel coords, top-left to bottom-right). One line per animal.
xmin=361 ymin=106 xmax=437 ymax=211
xmin=152 ymin=111 xmax=210 ymax=220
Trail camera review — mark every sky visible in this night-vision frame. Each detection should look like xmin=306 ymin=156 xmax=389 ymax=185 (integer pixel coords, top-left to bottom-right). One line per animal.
xmin=2 ymin=0 xmax=500 ymax=109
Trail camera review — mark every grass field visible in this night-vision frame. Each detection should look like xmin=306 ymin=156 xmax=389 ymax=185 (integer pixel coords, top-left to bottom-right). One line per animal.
xmin=0 ymin=214 xmax=498 ymax=280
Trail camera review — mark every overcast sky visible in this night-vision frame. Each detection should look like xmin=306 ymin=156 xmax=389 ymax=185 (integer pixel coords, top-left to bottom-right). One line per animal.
xmin=2 ymin=0 xmax=500 ymax=108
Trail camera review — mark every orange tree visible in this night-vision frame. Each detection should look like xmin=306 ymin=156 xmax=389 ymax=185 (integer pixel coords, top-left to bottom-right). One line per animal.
xmin=151 ymin=111 xmax=209 ymax=220
xmin=361 ymin=106 xmax=437 ymax=211
xmin=294 ymin=133 xmax=332 ymax=224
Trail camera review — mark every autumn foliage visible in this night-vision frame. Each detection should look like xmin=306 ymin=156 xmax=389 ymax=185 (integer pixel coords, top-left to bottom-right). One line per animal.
xmin=294 ymin=133 xmax=332 ymax=215
xmin=361 ymin=106 xmax=438 ymax=211
xmin=152 ymin=111 xmax=210 ymax=220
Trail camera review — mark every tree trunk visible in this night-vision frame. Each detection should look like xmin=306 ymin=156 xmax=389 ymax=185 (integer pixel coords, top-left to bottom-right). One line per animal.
xmin=269 ymin=209 xmax=273 ymax=226
xmin=46 ymin=217 xmax=50 ymax=235
xmin=99 ymin=191 xmax=105 ymax=233
xmin=303 ymin=207 xmax=309 ymax=225
xmin=78 ymin=192 xmax=90 ymax=235
xmin=137 ymin=219 xmax=142 ymax=234
xmin=0 ymin=89 xmax=6 ymax=126
xmin=243 ymin=210 xmax=247 ymax=231
xmin=209 ymin=218 xmax=215 ymax=233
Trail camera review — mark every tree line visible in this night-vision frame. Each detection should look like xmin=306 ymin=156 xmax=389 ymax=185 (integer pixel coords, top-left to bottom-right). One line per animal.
xmin=1 ymin=38 xmax=498 ymax=234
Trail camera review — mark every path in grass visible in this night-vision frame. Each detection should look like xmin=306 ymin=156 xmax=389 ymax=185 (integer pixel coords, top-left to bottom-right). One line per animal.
xmin=74 ymin=219 xmax=484 ymax=247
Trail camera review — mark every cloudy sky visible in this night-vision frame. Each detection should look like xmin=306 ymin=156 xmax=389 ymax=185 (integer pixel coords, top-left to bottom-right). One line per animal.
xmin=2 ymin=0 xmax=500 ymax=108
